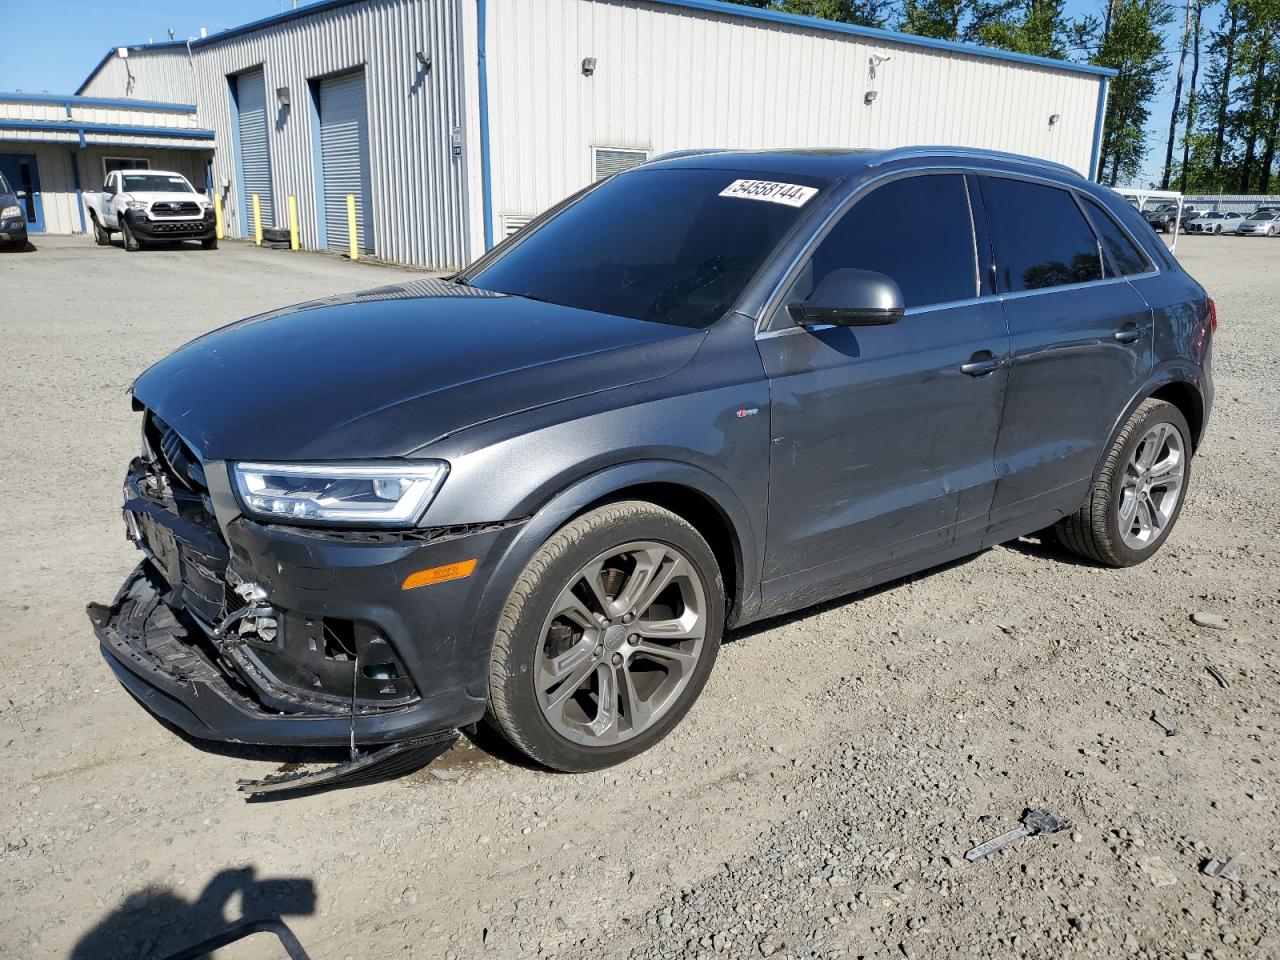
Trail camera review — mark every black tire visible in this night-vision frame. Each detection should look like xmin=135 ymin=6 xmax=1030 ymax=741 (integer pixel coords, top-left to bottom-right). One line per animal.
xmin=485 ymin=501 xmax=725 ymax=772
xmin=202 ymin=237 xmax=218 ymax=250
xmin=92 ymin=217 xmax=111 ymax=246
xmin=122 ymin=221 xmax=141 ymax=252
xmin=1055 ymin=399 xmax=1192 ymax=568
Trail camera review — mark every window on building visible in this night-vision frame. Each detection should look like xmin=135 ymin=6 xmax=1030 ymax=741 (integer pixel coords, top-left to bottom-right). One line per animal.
xmin=981 ymin=176 xmax=1103 ymax=292
xmin=103 ymin=157 xmax=150 ymax=180
xmin=787 ymin=174 xmax=978 ymax=312
xmin=1080 ymin=196 xmax=1153 ymax=277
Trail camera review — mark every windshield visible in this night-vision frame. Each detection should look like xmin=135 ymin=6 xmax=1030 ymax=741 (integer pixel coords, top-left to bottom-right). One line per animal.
xmin=121 ymin=173 xmax=196 ymax=194
xmin=467 ymin=167 xmax=828 ymax=328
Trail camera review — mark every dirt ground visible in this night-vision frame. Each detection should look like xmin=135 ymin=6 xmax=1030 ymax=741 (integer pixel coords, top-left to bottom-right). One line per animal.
xmin=1 ymin=234 xmax=1277 ymax=960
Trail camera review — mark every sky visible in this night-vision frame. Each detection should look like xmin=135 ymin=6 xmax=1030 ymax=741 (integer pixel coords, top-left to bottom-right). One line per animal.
xmin=3 ymin=0 xmax=1200 ymax=186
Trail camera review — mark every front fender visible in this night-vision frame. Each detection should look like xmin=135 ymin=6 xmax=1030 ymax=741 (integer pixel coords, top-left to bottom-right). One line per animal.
xmin=461 ymin=459 xmax=761 ymax=699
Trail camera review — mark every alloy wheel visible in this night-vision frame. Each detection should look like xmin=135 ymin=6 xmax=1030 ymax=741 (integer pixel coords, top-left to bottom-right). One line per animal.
xmin=1117 ymin=422 xmax=1186 ymax=550
xmin=536 ymin=541 xmax=708 ymax=746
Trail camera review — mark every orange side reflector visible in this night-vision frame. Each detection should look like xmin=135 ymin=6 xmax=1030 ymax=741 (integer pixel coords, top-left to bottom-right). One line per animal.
xmin=402 ymin=559 xmax=477 ymax=590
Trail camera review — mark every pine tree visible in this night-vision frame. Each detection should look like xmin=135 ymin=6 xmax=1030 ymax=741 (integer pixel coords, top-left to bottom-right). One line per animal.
xmin=721 ymin=0 xmax=898 ymax=28
xmin=969 ymin=0 xmax=1072 ymax=57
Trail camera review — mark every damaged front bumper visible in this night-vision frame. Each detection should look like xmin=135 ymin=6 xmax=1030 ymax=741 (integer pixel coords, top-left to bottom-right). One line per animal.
xmin=89 ymin=456 xmax=518 ymax=748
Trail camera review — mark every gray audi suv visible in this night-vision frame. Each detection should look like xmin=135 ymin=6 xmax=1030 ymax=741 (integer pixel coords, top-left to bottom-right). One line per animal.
xmin=90 ymin=147 xmax=1213 ymax=782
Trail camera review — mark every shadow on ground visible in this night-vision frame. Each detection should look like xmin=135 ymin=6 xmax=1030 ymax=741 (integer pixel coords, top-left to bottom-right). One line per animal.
xmin=69 ymin=866 xmax=316 ymax=960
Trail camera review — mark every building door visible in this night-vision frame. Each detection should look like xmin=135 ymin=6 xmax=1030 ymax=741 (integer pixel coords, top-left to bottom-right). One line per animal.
xmin=232 ymin=69 xmax=274 ymax=231
xmin=318 ymin=70 xmax=374 ymax=254
xmin=0 ymin=154 xmax=44 ymax=233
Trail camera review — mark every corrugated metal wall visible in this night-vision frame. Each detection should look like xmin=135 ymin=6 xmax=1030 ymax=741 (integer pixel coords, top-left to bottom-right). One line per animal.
xmin=78 ymin=49 xmax=198 ymax=104
xmin=485 ymin=0 xmax=1103 ymax=228
xmin=170 ymin=0 xmax=469 ymax=268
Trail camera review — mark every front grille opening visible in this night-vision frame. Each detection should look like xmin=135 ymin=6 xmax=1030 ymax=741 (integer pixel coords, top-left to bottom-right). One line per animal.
xmin=144 ymin=412 xmax=207 ymax=493
xmin=322 ymin=619 xmax=357 ymax=661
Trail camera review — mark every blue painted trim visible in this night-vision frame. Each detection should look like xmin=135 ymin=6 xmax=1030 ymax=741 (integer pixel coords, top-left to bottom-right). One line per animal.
xmin=1089 ymin=75 xmax=1110 ymax=182
xmin=1 ymin=91 xmax=197 ymax=113
xmin=227 ymin=76 xmax=247 ymax=240
xmin=0 ymin=119 xmax=214 ymax=140
xmin=70 ymin=150 xmax=87 ymax=234
xmin=478 ymin=0 xmax=494 ymax=251
xmin=307 ymin=78 xmax=327 ymax=246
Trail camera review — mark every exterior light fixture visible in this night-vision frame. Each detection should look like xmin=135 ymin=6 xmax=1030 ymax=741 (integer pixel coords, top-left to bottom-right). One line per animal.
xmin=276 ymin=86 xmax=291 ymax=107
xmin=581 ymin=57 xmax=597 ymax=76
xmin=1049 ymin=113 xmax=1061 ymax=126
xmin=416 ymin=50 xmax=432 ymax=70
xmin=864 ymin=90 xmax=878 ymax=106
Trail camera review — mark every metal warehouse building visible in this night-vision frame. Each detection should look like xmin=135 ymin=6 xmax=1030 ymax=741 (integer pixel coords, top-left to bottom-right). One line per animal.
xmin=64 ymin=0 xmax=1113 ymax=270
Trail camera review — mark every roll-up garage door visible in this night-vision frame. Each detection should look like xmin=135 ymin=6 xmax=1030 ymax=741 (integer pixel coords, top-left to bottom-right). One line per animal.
xmin=234 ymin=70 xmax=274 ymax=229
xmin=319 ymin=70 xmax=374 ymax=253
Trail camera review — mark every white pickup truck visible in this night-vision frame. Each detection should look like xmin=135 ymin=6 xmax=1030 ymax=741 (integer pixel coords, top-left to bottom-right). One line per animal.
xmin=85 ymin=169 xmax=217 ymax=251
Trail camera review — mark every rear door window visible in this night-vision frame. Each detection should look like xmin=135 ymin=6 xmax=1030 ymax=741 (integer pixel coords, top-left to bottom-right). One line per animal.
xmin=980 ymin=176 xmax=1103 ymax=292
xmin=787 ymin=173 xmax=978 ymax=312
xmin=1080 ymin=196 xmax=1153 ymax=277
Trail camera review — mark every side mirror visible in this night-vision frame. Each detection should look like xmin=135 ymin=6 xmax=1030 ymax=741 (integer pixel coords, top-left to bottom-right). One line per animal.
xmin=787 ymin=268 xmax=905 ymax=327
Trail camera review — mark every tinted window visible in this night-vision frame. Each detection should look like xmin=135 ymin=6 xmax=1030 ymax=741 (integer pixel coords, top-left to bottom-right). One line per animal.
xmin=1081 ymin=196 xmax=1152 ymax=277
xmin=792 ymin=174 xmax=976 ymax=310
xmin=468 ymin=167 xmax=827 ymax=328
xmin=982 ymin=177 xmax=1102 ymax=292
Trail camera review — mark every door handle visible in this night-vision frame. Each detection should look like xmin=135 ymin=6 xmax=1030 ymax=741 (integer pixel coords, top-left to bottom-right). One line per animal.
xmin=1113 ymin=324 xmax=1142 ymax=344
xmin=960 ymin=352 xmax=1002 ymax=377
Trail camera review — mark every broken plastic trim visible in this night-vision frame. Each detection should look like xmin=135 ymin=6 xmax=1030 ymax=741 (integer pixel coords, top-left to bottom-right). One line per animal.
xmin=236 ymin=731 xmax=458 ymax=798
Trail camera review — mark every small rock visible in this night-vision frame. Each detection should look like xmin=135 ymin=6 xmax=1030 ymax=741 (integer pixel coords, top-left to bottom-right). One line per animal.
xmin=1123 ymin=932 xmax=1138 ymax=953
xmin=402 ymin=886 xmax=418 ymax=905
xmin=1137 ymin=856 xmax=1178 ymax=887
xmin=1191 ymin=612 xmax=1228 ymax=630
xmin=1218 ymin=856 xmax=1243 ymax=881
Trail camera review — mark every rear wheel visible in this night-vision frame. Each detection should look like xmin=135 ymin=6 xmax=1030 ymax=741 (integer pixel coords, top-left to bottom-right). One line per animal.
xmin=1055 ymin=399 xmax=1191 ymax=567
xmin=485 ymin=501 xmax=724 ymax=772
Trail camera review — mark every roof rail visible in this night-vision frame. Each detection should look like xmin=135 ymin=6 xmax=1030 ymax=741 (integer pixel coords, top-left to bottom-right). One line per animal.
xmin=644 ymin=148 xmax=733 ymax=164
xmin=868 ymin=146 xmax=1082 ymax=179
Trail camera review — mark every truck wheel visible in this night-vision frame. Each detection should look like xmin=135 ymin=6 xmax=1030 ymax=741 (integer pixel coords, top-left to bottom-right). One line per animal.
xmin=121 ymin=221 xmax=142 ymax=252
xmin=485 ymin=501 xmax=724 ymax=772
xmin=1055 ymin=399 xmax=1191 ymax=568
xmin=201 ymin=237 xmax=218 ymax=250
xmin=92 ymin=217 xmax=111 ymax=246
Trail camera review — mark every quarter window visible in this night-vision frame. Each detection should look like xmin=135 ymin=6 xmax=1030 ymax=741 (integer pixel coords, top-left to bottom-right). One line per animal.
xmin=981 ymin=177 xmax=1103 ymax=292
xmin=790 ymin=174 xmax=977 ymax=312
xmin=1081 ymin=196 xmax=1153 ymax=277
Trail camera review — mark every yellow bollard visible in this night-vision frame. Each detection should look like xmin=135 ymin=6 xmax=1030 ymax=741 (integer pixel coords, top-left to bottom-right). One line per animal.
xmin=346 ymin=194 xmax=359 ymax=261
xmin=251 ymin=193 xmax=263 ymax=246
xmin=214 ymin=193 xmax=224 ymax=240
xmin=287 ymin=195 xmax=300 ymax=251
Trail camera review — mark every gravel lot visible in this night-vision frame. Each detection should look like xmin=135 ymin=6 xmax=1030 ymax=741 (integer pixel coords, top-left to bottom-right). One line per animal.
xmin=1 ymin=234 xmax=1277 ymax=960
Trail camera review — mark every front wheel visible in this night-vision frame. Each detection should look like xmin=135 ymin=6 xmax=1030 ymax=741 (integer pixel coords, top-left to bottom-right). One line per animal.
xmin=121 ymin=221 xmax=141 ymax=252
xmin=1055 ymin=399 xmax=1191 ymax=567
xmin=201 ymin=237 xmax=218 ymax=250
xmin=485 ymin=501 xmax=724 ymax=772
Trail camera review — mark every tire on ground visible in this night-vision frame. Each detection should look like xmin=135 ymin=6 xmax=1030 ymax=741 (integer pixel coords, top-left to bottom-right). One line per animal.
xmin=1055 ymin=398 xmax=1191 ymax=568
xmin=485 ymin=500 xmax=725 ymax=772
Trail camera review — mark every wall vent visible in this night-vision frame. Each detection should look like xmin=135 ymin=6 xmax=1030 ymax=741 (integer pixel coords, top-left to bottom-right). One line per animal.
xmin=593 ymin=147 xmax=648 ymax=180
xmin=503 ymin=215 xmax=533 ymax=237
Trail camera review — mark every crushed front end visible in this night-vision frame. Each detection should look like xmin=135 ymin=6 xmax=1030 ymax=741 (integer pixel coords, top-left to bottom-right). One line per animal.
xmin=89 ymin=411 xmax=513 ymax=749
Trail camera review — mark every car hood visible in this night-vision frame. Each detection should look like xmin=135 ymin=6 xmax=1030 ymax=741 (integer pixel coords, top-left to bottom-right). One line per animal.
xmin=132 ymin=278 xmax=705 ymax=461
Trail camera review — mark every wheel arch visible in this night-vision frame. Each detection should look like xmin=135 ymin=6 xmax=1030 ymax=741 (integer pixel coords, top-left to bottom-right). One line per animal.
xmin=463 ymin=461 xmax=761 ymax=699
xmin=1095 ymin=366 xmax=1208 ymax=486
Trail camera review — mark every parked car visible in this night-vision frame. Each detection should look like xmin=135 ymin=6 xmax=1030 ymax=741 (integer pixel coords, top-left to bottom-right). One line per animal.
xmin=1249 ymin=205 xmax=1280 ymax=219
xmin=88 ymin=147 xmax=1213 ymax=779
xmin=1236 ymin=212 xmax=1280 ymax=236
xmin=85 ymin=169 xmax=217 ymax=251
xmin=1185 ymin=211 xmax=1243 ymax=234
xmin=1143 ymin=203 xmax=1184 ymax=233
xmin=0 ymin=169 xmax=28 ymax=250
